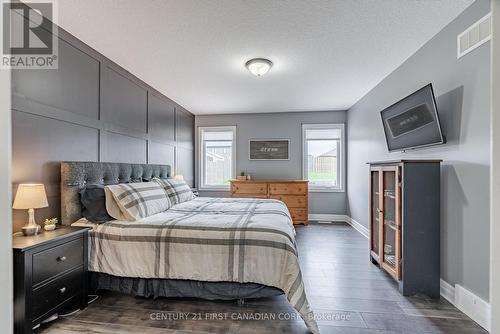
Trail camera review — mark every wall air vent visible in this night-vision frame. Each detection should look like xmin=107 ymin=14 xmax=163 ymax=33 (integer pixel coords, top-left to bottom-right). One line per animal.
xmin=457 ymin=13 xmax=491 ymax=59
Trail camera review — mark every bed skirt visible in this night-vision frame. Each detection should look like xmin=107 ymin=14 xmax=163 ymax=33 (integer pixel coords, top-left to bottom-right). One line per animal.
xmin=90 ymin=272 xmax=284 ymax=300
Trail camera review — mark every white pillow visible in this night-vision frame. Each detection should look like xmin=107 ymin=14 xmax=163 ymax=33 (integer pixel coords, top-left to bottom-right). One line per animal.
xmin=104 ymin=182 xmax=172 ymax=221
xmin=153 ymin=178 xmax=195 ymax=205
xmin=104 ymin=187 xmax=128 ymax=220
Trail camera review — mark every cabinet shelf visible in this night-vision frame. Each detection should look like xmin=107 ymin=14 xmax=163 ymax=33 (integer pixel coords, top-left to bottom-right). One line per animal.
xmin=384 ymin=190 xmax=396 ymax=199
xmin=384 ymin=254 xmax=396 ymax=267
xmin=384 ymin=220 xmax=398 ymax=230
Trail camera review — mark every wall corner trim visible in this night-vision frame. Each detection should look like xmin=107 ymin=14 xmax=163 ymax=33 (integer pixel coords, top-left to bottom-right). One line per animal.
xmin=309 ymin=214 xmax=491 ymax=331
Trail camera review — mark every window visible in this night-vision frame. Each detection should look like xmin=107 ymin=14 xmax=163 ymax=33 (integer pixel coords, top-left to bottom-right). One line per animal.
xmin=199 ymin=126 xmax=236 ymax=190
xmin=302 ymin=124 xmax=344 ymax=192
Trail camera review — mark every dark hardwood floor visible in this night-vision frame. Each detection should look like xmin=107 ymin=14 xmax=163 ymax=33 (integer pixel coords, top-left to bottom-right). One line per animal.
xmin=38 ymin=223 xmax=487 ymax=334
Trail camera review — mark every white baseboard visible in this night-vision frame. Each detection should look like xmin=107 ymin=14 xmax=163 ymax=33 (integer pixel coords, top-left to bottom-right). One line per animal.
xmin=345 ymin=216 xmax=369 ymax=239
xmin=455 ymin=284 xmax=491 ymax=331
xmin=307 ymin=214 xmax=490 ymax=331
xmin=308 ymin=214 xmax=369 ymax=238
xmin=308 ymin=214 xmax=349 ymax=223
xmin=440 ymin=279 xmax=490 ymax=331
xmin=440 ymin=279 xmax=455 ymax=304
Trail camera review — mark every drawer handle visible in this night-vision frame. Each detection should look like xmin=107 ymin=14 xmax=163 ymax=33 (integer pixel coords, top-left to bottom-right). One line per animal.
xmin=57 ymin=256 xmax=67 ymax=262
xmin=59 ymin=287 xmax=67 ymax=294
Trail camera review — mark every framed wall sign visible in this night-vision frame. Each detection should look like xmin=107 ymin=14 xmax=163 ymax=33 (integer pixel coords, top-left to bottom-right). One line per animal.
xmin=249 ymin=139 xmax=290 ymax=160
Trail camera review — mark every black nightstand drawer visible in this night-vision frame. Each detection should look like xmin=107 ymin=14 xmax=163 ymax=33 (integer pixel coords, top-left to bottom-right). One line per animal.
xmin=32 ymin=266 xmax=83 ymax=321
xmin=32 ymin=238 xmax=83 ymax=286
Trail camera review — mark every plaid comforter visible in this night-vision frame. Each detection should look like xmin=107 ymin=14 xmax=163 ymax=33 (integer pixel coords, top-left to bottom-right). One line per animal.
xmin=89 ymin=197 xmax=319 ymax=333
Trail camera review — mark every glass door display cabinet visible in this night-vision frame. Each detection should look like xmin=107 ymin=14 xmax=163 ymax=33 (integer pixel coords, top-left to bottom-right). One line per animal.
xmin=368 ymin=160 xmax=441 ymax=298
xmin=370 ymin=166 xmax=401 ymax=280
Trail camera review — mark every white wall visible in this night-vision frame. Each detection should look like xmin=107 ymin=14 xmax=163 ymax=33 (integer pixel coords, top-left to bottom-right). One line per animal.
xmin=0 ymin=64 xmax=13 ymax=331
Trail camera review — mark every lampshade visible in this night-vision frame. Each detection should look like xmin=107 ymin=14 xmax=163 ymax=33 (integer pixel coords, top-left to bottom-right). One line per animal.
xmin=13 ymin=184 xmax=48 ymax=209
xmin=174 ymin=174 xmax=184 ymax=181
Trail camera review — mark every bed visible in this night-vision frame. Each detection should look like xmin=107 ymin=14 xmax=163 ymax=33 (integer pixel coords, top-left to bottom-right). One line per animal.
xmin=60 ymin=161 xmax=318 ymax=333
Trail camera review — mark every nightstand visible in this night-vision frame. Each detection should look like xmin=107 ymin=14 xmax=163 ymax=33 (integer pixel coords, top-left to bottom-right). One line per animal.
xmin=13 ymin=227 xmax=90 ymax=334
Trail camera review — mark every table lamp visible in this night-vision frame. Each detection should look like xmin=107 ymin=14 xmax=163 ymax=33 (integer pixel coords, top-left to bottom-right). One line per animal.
xmin=13 ymin=183 xmax=48 ymax=236
xmin=174 ymin=174 xmax=184 ymax=181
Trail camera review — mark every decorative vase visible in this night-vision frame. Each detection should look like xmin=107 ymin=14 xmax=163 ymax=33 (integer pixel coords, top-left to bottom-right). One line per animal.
xmin=44 ymin=224 xmax=56 ymax=231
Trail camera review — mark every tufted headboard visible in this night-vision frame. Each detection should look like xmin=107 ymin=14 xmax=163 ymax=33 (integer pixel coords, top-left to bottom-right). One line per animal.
xmin=60 ymin=161 xmax=171 ymax=225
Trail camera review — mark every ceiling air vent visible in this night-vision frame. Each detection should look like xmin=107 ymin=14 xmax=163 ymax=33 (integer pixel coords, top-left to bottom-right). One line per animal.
xmin=457 ymin=13 xmax=491 ymax=59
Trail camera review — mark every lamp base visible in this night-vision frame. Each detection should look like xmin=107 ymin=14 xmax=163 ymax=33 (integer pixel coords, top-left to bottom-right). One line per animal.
xmin=22 ymin=225 xmax=39 ymax=236
xmin=22 ymin=208 xmax=41 ymax=236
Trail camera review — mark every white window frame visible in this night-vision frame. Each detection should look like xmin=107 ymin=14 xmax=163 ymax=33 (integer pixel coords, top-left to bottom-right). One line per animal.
xmin=302 ymin=123 xmax=345 ymax=192
xmin=198 ymin=126 xmax=236 ymax=191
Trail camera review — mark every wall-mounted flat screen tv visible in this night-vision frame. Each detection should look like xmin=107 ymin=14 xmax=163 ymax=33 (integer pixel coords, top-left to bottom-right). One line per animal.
xmin=381 ymin=83 xmax=445 ymax=152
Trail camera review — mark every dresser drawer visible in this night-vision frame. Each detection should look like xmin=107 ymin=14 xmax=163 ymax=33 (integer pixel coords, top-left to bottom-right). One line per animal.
xmin=231 ymin=182 xmax=268 ymax=195
xmin=289 ymin=208 xmax=308 ymax=223
xmin=32 ymin=238 xmax=83 ymax=286
xmin=32 ymin=266 xmax=83 ymax=321
xmin=270 ymin=195 xmax=307 ymax=208
xmin=269 ymin=183 xmax=307 ymax=195
xmin=232 ymin=193 xmax=268 ymax=199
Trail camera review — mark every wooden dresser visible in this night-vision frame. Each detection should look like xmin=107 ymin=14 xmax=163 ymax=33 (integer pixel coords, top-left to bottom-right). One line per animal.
xmin=230 ymin=180 xmax=308 ymax=225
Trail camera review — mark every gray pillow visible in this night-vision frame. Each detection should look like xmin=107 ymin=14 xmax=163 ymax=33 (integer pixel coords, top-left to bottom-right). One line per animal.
xmin=80 ymin=184 xmax=113 ymax=224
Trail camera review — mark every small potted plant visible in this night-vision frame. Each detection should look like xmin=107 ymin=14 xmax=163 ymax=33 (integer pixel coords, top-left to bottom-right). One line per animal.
xmin=237 ymin=171 xmax=247 ymax=181
xmin=43 ymin=218 xmax=58 ymax=231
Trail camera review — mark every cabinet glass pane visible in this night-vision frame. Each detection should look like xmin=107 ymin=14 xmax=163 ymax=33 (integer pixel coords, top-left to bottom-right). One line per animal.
xmin=371 ymin=171 xmax=379 ymax=255
xmin=383 ymin=171 xmax=396 ymax=269
xmin=384 ymin=225 xmax=396 ymax=267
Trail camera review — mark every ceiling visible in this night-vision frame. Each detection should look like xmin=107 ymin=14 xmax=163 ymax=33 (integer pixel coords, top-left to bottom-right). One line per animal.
xmin=52 ymin=0 xmax=474 ymax=115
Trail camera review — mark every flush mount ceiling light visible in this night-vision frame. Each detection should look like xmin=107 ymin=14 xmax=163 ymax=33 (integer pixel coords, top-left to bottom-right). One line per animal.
xmin=245 ymin=58 xmax=273 ymax=77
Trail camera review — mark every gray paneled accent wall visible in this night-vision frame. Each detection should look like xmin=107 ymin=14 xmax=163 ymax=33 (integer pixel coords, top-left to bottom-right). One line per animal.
xmin=11 ymin=23 xmax=194 ymax=232
xmin=176 ymin=107 xmax=196 ymax=186
xmin=347 ymin=0 xmax=491 ymax=300
xmin=195 ymin=110 xmax=347 ymax=215
xmin=101 ymin=65 xmax=148 ymax=133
